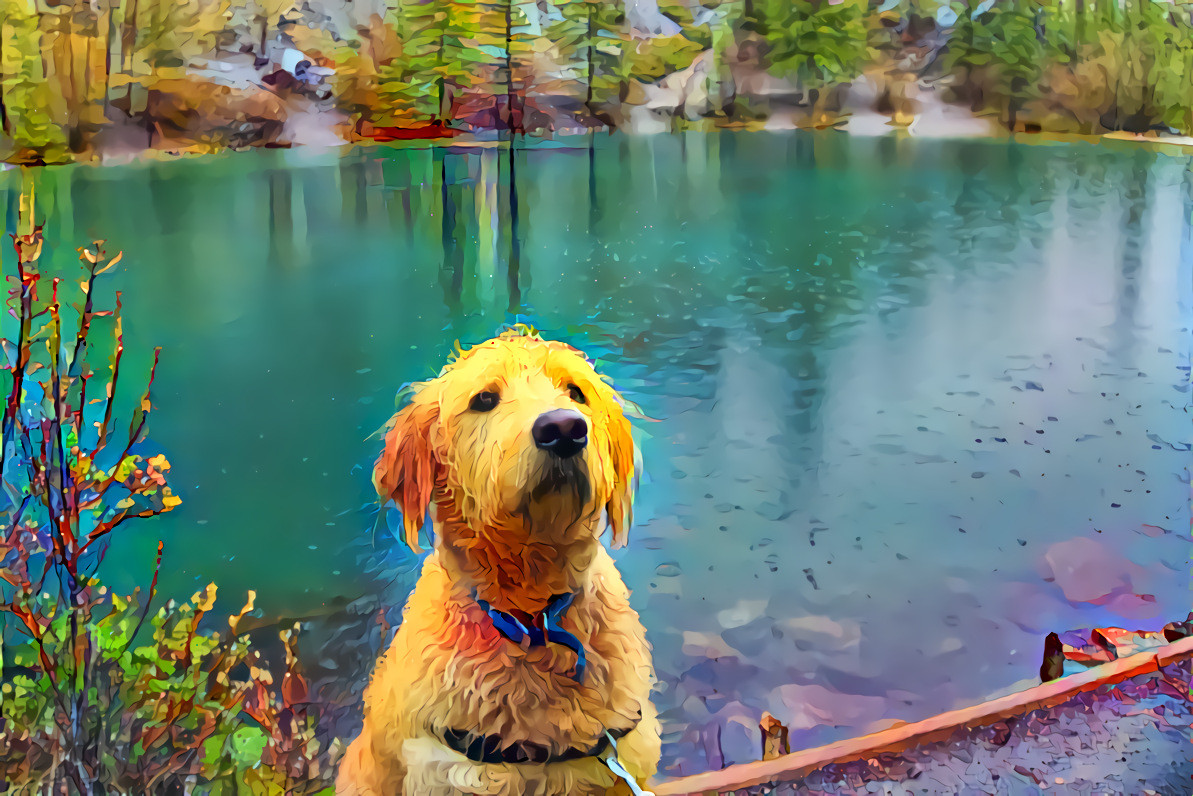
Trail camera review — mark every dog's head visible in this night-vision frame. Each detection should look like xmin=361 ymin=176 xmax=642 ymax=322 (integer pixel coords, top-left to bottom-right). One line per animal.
xmin=374 ymin=328 xmax=637 ymax=553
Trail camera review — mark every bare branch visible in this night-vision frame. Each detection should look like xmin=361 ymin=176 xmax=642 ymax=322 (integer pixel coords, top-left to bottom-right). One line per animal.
xmin=94 ymin=292 xmax=124 ymax=454
xmin=121 ymin=540 xmax=164 ymax=655
xmin=92 ymin=347 xmax=158 ymax=499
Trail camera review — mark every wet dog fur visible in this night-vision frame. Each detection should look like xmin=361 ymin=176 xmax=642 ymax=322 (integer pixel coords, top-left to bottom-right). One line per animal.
xmin=336 ymin=328 xmax=659 ymax=796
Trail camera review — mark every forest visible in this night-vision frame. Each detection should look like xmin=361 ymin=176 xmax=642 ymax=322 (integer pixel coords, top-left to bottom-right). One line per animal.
xmin=2 ymin=0 xmax=1193 ymax=162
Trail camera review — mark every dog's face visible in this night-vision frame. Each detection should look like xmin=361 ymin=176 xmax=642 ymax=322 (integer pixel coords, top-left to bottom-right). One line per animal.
xmin=374 ymin=330 xmax=636 ymax=553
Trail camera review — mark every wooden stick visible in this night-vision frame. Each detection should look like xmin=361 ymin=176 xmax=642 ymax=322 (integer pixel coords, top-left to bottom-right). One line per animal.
xmin=651 ymin=635 xmax=1193 ymax=796
xmin=759 ymin=712 xmax=789 ymax=761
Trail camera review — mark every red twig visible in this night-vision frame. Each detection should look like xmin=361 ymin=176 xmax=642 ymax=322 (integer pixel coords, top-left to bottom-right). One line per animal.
xmin=94 ymin=292 xmax=125 ymax=454
xmin=121 ymin=540 xmax=164 ymax=655
xmin=91 ymin=345 xmax=159 ymax=499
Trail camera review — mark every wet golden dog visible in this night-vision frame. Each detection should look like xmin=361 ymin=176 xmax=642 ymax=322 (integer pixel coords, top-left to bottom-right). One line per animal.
xmin=337 ymin=328 xmax=660 ymax=796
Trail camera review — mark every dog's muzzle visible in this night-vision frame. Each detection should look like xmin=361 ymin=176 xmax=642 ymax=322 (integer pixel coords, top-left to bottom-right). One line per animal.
xmin=528 ymin=455 xmax=591 ymax=507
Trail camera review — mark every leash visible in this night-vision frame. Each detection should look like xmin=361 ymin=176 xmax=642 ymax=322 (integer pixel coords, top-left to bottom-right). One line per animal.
xmin=473 ymin=590 xmax=588 ymax=683
xmin=601 ymin=731 xmax=655 ymax=796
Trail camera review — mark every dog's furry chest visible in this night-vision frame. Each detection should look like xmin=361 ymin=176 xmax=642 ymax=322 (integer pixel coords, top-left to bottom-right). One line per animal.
xmin=410 ymin=600 xmax=633 ymax=748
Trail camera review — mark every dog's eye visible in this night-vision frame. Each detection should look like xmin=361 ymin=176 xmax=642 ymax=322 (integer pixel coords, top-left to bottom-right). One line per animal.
xmin=567 ymin=384 xmax=586 ymax=405
xmin=469 ymin=391 xmax=500 ymax=412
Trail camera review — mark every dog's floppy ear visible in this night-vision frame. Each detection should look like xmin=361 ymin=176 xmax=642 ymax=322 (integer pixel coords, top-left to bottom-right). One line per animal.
xmin=605 ymin=406 xmax=638 ymax=549
xmin=374 ymin=397 xmax=440 ymax=553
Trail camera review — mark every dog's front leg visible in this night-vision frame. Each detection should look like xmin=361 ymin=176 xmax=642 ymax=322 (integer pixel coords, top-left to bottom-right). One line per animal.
xmin=336 ymin=719 xmax=406 ymax=796
xmin=601 ymin=700 xmax=661 ymax=796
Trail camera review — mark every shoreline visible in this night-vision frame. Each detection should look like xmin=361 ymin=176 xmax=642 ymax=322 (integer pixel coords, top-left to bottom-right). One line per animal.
xmin=4 ymin=118 xmax=1193 ymax=173
xmin=654 ymin=636 xmax=1193 ymax=794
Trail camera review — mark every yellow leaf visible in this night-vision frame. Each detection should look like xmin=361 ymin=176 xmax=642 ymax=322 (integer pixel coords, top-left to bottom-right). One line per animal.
xmin=229 ymin=590 xmax=257 ymax=634
xmin=191 ymin=584 xmax=218 ymax=612
xmin=114 ymin=457 xmax=138 ymax=481
xmin=95 ymin=251 xmax=123 ymax=275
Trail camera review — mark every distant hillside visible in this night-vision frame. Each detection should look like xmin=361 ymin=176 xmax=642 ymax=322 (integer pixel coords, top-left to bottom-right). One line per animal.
xmin=2 ymin=0 xmax=1192 ymax=162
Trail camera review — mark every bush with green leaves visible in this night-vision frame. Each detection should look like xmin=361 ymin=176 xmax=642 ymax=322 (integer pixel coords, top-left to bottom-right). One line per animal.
xmin=755 ymin=0 xmax=872 ymax=95
xmin=941 ymin=0 xmax=1049 ymax=126
xmin=0 ymin=0 xmax=70 ymax=163
xmin=938 ymin=0 xmax=1193 ymax=134
xmin=0 ymin=211 xmax=339 ymax=794
xmin=551 ymin=0 xmax=631 ymax=124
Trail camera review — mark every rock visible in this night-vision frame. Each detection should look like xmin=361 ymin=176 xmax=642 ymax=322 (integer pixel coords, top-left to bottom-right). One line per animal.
xmin=1039 ymin=537 xmax=1139 ymax=604
xmin=1163 ymin=613 xmax=1193 ymax=642
xmin=142 ymin=77 xmax=288 ymax=149
xmin=1040 ymin=631 xmax=1065 ymax=682
xmin=716 ymin=600 xmax=769 ymax=629
xmin=760 ymin=712 xmax=791 ymax=760
xmin=773 ymin=683 xmax=888 ymax=732
xmin=626 ymin=50 xmax=716 ymax=133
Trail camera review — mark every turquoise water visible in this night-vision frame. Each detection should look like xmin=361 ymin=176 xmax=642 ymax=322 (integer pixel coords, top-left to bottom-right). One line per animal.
xmin=3 ymin=133 xmax=1190 ymax=774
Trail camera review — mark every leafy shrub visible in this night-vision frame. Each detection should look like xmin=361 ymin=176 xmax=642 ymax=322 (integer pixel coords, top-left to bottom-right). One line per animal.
xmin=756 ymin=0 xmax=872 ymax=92
xmin=940 ymin=0 xmax=1193 ymax=134
xmin=942 ymin=0 xmax=1048 ymax=126
xmin=0 ymin=1 xmax=71 ymax=163
xmin=0 ymin=209 xmax=339 ymax=793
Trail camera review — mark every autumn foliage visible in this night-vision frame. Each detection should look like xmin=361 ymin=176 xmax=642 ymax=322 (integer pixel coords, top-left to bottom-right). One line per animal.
xmin=0 ymin=203 xmax=339 ymax=793
xmin=4 ymin=0 xmax=1193 ymax=163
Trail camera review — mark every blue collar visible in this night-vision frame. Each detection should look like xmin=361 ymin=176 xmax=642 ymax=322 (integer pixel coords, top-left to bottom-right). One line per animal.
xmin=472 ymin=590 xmax=588 ymax=684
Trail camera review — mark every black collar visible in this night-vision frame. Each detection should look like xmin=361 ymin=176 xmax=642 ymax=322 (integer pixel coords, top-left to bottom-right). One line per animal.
xmin=440 ymin=725 xmax=634 ymax=766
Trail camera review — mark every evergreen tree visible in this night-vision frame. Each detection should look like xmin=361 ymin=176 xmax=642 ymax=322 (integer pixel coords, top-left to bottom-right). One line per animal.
xmin=755 ymin=0 xmax=870 ymax=97
xmin=0 ymin=0 xmax=70 ymax=161
xmin=376 ymin=0 xmax=445 ymax=125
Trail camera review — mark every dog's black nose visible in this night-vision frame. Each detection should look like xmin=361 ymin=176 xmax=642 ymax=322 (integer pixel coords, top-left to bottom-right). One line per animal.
xmin=533 ymin=409 xmax=588 ymax=458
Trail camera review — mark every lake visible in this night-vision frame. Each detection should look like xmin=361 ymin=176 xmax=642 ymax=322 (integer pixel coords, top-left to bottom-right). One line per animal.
xmin=3 ymin=132 xmax=1190 ymax=776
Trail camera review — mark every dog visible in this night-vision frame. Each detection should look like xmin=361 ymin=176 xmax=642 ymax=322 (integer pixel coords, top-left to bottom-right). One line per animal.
xmin=337 ymin=327 xmax=660 ymax=796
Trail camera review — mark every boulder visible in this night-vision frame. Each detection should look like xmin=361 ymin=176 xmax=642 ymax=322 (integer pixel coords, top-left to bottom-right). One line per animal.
xmin=142 ymin=77 xmax=288 ymax=148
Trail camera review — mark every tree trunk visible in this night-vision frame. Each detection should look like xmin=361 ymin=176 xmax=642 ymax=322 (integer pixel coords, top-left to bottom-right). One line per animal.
xmin=585 ymin=3 xmax=595 ymax=127
xmin=103 ymin=0 xmax=116 ymax=115
xmin=122 ymin=0 xmax=138 ymax=72
xmin=1074 ymin=0 xmax=1084 ymax=57
xmin=438 ymin=76 xmax=447 ymax=126
xmin=437 ymin=26 xmax=447 ymax=126
xmin=0 ymin=68 xmax=8 ymax=135
xmin=504 ymin=0 xmax=518 ymax=134
xmin=0 ymin=18 xmax=10 ymax=133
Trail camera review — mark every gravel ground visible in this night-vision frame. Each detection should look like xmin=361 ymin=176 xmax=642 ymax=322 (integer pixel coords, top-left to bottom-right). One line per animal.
xmin=735 ymin=659 xmax=1193 ymax=795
